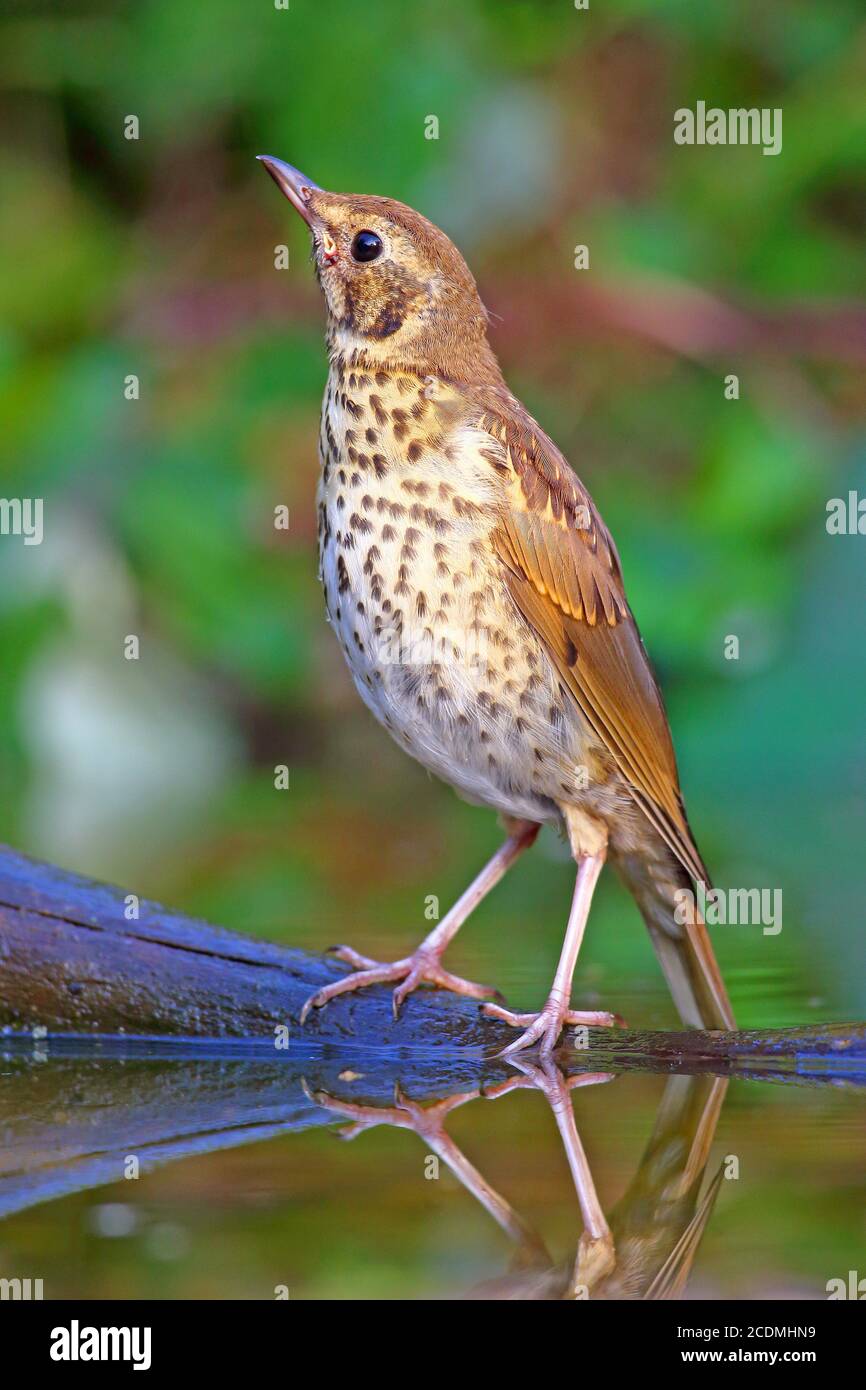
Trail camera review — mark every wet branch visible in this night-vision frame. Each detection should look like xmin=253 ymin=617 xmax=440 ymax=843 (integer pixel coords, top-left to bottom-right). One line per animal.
xmin=0 ymin=844 xmax=863 ymax=1074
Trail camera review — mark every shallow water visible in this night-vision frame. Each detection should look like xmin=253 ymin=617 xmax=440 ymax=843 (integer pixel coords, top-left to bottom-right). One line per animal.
xmin=1 ymin=1002 xmax=863 ymax=1301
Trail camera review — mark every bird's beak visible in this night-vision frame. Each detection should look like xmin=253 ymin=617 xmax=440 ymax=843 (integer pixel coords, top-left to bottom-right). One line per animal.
xmin=257 ymin=155 xmax=321 ymax=227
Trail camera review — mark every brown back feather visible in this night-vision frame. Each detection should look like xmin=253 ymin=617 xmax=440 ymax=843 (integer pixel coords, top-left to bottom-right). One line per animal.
xmin=466 ymin=384 xmax=709 ymax=886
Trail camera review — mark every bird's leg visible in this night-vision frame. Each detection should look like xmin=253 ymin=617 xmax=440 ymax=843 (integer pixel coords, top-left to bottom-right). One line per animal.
xmin=299 ymin=821 xmax=539 ymax=1023
xmin=484 ymin=846 xmax=619 ymax=1055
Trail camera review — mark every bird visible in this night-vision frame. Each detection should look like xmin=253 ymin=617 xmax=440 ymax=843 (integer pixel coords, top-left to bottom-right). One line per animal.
xmin=258 ymin=154 xmax=736 ymax=1056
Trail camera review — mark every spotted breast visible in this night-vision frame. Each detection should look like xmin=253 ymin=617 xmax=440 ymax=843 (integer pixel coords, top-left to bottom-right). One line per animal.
xmin=316 ymin=353 xmax=603 ymax=827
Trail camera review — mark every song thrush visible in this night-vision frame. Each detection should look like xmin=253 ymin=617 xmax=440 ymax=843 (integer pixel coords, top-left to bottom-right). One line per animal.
xmin=258 ymin=155 xmax=736 ymax=1054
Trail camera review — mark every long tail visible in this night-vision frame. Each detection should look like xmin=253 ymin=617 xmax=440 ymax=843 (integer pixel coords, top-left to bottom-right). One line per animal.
xmin=614 ymin=846 xmax=736 ymax=1031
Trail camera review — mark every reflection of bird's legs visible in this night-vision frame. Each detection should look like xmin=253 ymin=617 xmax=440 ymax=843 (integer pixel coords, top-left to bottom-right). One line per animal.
xmin=303 ymin=1081 xmax=548 ymax=1260
xmin=499 ymin=1058 xmax=617 ymax=1291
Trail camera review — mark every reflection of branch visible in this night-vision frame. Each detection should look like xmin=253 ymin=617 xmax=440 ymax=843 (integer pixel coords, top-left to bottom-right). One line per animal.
xmin=1 ymin=845 xmax=864 ymax=1078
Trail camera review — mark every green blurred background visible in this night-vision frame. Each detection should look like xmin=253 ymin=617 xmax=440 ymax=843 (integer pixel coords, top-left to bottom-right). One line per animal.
xmin=1 ymin=0 xmax=865 ymax=1030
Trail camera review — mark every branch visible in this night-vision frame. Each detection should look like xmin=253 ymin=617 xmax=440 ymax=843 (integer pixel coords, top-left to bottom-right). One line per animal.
xmin=0 ymin=844 xmax=863 ymax=1077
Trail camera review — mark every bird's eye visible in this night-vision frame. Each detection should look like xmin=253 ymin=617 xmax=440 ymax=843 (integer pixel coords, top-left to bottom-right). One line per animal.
xmin=351 ymin=230 xmax=383 ymax=263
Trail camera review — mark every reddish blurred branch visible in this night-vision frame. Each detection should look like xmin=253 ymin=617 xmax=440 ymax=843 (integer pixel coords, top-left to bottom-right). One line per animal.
xmin=135 ymin=268 xmax=866 ymax=368
xmin=490 ymin=269 xmax=866 ymax=365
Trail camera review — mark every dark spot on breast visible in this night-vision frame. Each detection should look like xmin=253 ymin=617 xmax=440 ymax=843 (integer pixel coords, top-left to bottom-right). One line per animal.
xmin=371 ymin=307 xmax=404 ymax=338
xmin=453 ymin=496 xmax=481 ymax=519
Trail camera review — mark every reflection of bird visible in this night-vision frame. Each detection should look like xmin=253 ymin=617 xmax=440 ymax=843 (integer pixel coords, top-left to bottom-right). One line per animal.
xmin=301 ymin=1078 xmax=550 ymax=1268
xmin=592 ymin=1074 xmax=728 ymax=1301
xmin=259 ymin=155 xmax=735 ymax=1054
xmin=305 ymin=1066 xmax=727 ymax=1301
xmin=474 ymin=1069 xmax=729 ymax=1302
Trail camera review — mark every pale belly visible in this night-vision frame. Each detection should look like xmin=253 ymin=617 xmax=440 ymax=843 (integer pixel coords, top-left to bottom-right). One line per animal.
xmin=316 ymin=448 xmax=593 ymax=827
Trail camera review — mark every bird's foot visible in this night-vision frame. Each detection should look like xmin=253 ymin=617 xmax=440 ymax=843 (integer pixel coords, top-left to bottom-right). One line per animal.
xmin=299 ymin=943 xmax=503 ymax=1024
xmin=487 ymin=1055 xmax=615 ymax=1099
xmin=301 ymin=1080 xmax=476 ymax=1141
xmin=483 ymin=997 xmax=621 ymax=1057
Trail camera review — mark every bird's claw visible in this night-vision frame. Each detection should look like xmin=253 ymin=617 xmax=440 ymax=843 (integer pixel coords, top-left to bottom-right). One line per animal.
xmin=482 ymin=999 xmax=621 ymax=1057
xmin=302 ymin=1078 xmax=480 ymax=1141
xmin=299 ymin=946 xmax=503 ymax=1024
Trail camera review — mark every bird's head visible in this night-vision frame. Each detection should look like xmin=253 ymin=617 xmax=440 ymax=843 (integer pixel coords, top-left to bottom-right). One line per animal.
xmin=257 ymin=155 xmax=500 ymax=381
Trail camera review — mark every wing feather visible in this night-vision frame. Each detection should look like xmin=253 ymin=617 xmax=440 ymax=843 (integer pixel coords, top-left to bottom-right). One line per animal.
xmin=470 ymin=388 xmax=708 ymax=886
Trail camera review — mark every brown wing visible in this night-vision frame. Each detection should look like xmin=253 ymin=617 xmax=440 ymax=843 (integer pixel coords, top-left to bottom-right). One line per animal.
xmin=470 ymin=388 xmax=707 ymax=886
